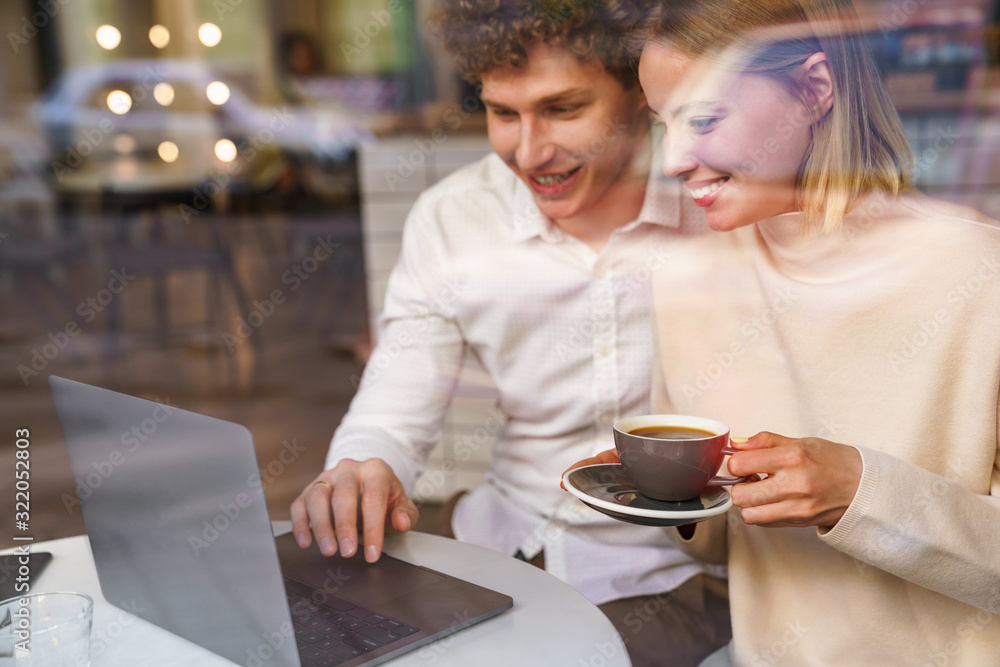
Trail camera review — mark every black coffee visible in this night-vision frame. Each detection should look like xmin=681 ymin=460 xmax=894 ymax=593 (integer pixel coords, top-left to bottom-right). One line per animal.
xmin=628 ymin=426 xmax=716 ymax=440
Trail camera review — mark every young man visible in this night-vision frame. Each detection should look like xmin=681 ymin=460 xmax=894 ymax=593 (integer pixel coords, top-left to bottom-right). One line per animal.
xmin=291 ymin=2 xmax=727 ymax=664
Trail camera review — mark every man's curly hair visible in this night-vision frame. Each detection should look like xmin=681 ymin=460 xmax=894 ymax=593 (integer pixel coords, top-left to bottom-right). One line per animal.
xmin=428 ymin=0 xmax=649 ymax=87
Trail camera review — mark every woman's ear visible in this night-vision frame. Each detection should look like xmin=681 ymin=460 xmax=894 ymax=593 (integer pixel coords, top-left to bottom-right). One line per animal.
xmin=798 ymin=52 xmax=834 ymax=122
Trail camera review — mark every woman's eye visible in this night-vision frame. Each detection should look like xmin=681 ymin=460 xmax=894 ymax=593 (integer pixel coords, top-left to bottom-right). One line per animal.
xmin=690 ymin=116 xmax=721 ymax=132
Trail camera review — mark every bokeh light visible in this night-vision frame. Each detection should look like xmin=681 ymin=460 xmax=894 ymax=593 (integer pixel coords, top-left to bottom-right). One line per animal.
xmin=96 ymin=25 xmax=121 ymax=50
xmin=153 ymin=83 xmax=175 ymax=107
xmin=149 ymin=25 xmax=170 ymax=49
xmin=106 ymin=90 xmax=132 ymax=115
xmin=206 ymin=81 xmax=231 ymax=106
xmin=158 ymin=141 xmax=180 ymax=163
xmin=214 ymin=139 xmax=238 ymax=163
xmin=112 ymin=134 xmax=136 ymax=154
xmin=198 ymin=23 xmax=222 ymax=47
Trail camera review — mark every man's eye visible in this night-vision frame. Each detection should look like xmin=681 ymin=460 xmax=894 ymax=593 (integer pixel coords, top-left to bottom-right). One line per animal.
xmin=490 ymin=108 xmax=516 ymax=118
xmin=550 ymin=105 xmax=581 ymax=115
xmin=690 ymin=116 xmax=721 ymax=132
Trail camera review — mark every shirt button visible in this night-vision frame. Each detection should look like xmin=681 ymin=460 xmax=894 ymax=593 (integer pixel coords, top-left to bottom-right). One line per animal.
xmin=599 ymin=413 xmax=615 ymax=426
xmin=597 ymin=345 xmax=612 ymax=358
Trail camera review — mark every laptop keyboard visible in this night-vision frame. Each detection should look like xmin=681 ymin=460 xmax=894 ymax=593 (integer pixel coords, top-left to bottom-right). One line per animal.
xmin=285 ymin=580 xmax=421 ymax=666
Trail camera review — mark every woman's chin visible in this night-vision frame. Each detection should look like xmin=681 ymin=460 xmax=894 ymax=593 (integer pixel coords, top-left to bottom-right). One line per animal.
xmin=706 ymin=213 xmax=750 ymax=233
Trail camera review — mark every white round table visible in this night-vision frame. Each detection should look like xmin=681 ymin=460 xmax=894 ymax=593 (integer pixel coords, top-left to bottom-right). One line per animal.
xmin=2 ymin=526 xmax=631 ymax=666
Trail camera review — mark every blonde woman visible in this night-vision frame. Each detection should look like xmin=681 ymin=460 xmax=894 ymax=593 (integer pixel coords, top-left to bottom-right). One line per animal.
xmin=568 ymin=0 xmax=1000 ymax=664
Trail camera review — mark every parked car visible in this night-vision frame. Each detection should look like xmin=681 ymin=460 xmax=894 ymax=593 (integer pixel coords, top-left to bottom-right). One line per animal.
xmin=34 ymin=59 xmax=373 ymax=207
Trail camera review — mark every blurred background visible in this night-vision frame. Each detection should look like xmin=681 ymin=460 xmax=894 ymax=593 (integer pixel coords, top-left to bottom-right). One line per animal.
xmin=0 ymin=0 xmax=998 ymax=551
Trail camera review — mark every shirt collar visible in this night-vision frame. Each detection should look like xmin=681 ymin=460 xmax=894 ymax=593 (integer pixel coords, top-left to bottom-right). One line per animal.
xmin=509 ymin=125 xmax=682 ymax=243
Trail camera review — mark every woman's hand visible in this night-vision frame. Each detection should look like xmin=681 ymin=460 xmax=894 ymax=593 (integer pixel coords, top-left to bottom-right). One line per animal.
xmin=727 ymin=432 xmax=863 ymax=529
xmin=560 ymin=449 xmax=620 ymax=490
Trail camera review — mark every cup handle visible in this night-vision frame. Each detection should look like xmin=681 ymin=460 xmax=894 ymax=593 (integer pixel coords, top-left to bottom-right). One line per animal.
xmin=705 ymin=474 xmax=751 ymax=487
xmin=713 ymin=446 xmax=749 ymax=485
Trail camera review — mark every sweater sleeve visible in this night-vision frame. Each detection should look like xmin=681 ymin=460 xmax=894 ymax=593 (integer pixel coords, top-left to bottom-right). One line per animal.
xmin=324 ymin=192 xmax=465 ymax=495
xmin=820 ymin=435 xmax=1000 ymax=613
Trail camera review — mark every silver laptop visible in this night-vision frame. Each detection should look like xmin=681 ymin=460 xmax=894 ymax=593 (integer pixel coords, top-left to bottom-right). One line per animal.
xmin=50 ymin=376 xmax=512 ymax=667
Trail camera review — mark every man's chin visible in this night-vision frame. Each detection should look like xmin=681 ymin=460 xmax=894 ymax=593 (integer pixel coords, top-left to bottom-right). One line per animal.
xmin=533 ymin=197 xmax=581 ymax=222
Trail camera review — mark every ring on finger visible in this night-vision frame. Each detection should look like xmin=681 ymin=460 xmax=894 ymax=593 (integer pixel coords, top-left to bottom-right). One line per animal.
xmin=312 ymin=480 xmax=333 ymax=490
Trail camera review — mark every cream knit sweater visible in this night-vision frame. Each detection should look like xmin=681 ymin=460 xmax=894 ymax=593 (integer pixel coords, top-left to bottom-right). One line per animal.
xmin=650 ymin=193 xmax=1000 ymax=666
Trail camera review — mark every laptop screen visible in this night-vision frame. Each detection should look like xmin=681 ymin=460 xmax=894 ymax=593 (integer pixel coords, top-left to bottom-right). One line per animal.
xmin=51 ymin=375 xmax=301 ymax=666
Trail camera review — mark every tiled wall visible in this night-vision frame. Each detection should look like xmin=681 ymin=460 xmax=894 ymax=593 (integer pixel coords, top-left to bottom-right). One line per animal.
xmin=358 ymin=134 xmax=497 ymax=503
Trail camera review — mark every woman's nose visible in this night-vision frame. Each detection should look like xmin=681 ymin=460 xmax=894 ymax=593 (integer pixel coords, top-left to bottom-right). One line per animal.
xmin=661 ymin=131 xmax=698 ymax=179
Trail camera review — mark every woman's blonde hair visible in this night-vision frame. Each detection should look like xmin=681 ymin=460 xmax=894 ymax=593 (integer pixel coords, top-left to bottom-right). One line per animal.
xmin=643 ymin=0 xmax=913 ymax=231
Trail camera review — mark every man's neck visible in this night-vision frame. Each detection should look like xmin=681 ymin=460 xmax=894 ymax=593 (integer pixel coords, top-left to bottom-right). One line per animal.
xmin=551 ymin=137 xmax=651 ymax=253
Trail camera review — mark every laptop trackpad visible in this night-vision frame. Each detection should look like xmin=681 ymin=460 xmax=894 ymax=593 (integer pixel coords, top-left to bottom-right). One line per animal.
xmin=275 ymin=533 xmax=445 ymax=606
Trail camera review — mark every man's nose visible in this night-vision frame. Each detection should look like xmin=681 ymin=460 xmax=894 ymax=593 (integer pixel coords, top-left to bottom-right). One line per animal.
xmin=514 ymin=118 xmax=555 ymax=172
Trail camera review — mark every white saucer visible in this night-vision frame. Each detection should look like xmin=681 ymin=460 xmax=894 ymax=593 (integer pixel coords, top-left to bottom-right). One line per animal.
xmin=562 ymin=464 xmax=732 ymax=527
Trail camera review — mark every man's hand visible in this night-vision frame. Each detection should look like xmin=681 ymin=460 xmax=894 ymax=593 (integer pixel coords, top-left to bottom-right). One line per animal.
xmin=560 ymin=449 xmax=621 ymax=490
xmin=290 ymin=458 xmax=419 ymax=563
xmin=727 ymin=432 xmax=862 ymax=529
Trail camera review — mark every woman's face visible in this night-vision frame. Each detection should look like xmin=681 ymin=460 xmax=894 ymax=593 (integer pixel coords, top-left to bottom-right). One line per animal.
xmin=638 ymin=42 xmax=815 ymax=231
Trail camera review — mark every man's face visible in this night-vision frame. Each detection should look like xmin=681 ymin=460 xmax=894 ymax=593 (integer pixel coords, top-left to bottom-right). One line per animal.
xmin=481 ymin=43 xmax=649 ymax=224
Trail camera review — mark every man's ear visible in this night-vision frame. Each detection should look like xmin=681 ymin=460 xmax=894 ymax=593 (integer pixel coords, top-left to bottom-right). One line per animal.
xmin=798 ymin=52 xmax=834 ymax=122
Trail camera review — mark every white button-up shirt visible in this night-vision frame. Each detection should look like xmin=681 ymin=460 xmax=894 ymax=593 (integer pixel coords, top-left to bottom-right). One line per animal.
xmin=327 ymin=150 xmax=725 ymax=605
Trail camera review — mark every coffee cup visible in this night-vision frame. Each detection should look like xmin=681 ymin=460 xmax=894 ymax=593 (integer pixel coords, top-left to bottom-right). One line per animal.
xmin=613 ymin=414 xmax=747 ymax=501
